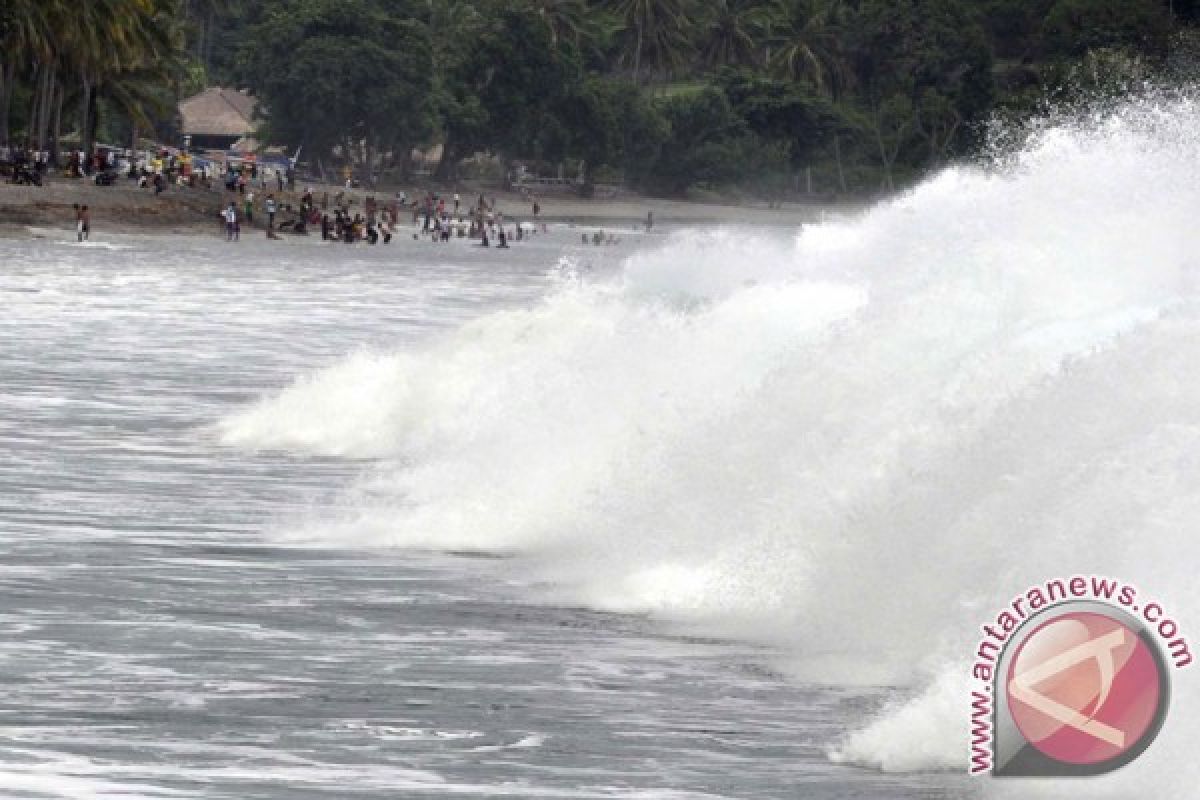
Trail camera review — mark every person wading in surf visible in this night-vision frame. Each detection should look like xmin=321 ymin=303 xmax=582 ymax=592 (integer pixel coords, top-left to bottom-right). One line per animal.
xmin=223 ymin=203 xmax=239 ymax=242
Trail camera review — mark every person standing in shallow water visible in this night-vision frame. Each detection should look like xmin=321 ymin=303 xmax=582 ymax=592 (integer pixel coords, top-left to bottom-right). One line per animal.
xmin=224 ymin=203 xmax=238 ymax=242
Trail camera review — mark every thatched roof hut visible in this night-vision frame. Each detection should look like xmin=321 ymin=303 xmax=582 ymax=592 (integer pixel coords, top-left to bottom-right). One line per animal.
xmin=179 ymin=88 xmax=258 ymax=151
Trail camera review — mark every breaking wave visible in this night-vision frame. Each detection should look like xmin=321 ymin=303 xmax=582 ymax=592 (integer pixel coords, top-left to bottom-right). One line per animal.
xmin=220 ymin=92 xmax=1200 ymax=793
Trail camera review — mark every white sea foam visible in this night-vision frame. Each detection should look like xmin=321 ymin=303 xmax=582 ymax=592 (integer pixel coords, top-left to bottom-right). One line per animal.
xmin=220 ymin=92 xmax=1200 ymax=791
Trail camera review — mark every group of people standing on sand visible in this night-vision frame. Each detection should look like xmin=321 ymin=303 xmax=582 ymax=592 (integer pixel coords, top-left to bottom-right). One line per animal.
xmin=224 ymin=163 xmax=294 ymax=195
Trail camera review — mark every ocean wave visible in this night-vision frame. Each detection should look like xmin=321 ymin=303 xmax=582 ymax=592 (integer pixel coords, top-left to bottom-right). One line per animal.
xmin=219 ymin=92 xmax=1200 ymax=792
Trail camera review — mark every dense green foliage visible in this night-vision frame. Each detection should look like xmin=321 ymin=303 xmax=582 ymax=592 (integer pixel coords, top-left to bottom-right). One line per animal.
xmin=1 ymin=0 xmax=184 ymax=159
xmin=1 ymin=0 xmax=1195 ymax=196
xmin=238 ymin=0 xmax=433 ymax=170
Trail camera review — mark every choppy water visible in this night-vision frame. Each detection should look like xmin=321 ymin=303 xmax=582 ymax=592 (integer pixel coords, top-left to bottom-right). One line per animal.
xmin=0 ymin=231 xmax=963 ymax=798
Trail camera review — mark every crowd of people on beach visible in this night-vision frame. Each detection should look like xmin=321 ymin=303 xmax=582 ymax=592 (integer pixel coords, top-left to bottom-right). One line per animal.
xmin=3 ymin=143 xmax=227 ymax=194
xmin=17 ymin=145 xmax=654 ymax=247
xmin=217 ymin=184 xmax=555 ymax=249
xmin=224 ymin=162 xmax=295 ymax=195
xmin=400 ymin=191 xmax=545 ymax=248
xmin=1 ymin=145 xmax=49 ymax=185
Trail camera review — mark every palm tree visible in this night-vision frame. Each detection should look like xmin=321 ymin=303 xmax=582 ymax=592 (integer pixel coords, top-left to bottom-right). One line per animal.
xmin=69 ymin=0 xmax=182 ymax=154
xmin=528 ymin=0 xmax=588 ymax=46
xmin=2 ymin=0 xmax=186 ymax=155
xmin=1 ymin=0 xmax=53 ymax=145
xmin=606 ymin=0 xmax=695 ymax=85
xmin=698 ymin=0 xmax=781 ymax=69
xmin=97 ymin=0 xmax=187 ymax=154
xmin=770 ymin=0 xmax=850 ymax=98
xmin=769 ymin=0 xmax=853 ymax=192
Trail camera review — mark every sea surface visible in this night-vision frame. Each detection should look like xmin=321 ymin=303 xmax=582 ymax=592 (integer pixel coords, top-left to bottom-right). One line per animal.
xmin=0 ymin=230 xmax=965 ymax=799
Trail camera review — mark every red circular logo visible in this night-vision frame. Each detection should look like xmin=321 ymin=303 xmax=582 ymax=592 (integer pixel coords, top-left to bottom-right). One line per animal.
xmin=1006 ymin=611 xmax=1163 ymax=766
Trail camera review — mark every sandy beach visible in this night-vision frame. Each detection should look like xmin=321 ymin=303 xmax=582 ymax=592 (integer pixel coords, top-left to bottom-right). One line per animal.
xmin=0 ymin=176 xmax=859 ymax=240
xmin=0 ymin=177 xmax=227 ymax=236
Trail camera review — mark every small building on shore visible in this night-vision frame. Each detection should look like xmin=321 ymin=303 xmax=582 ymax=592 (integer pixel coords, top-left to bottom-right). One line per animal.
xmin=179 ymin=88 xmax=258 ymax=152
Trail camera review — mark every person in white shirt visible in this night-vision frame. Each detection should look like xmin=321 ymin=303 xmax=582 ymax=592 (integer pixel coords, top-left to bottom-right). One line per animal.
xmin=224 ymin=204 xmax=239 ymax=241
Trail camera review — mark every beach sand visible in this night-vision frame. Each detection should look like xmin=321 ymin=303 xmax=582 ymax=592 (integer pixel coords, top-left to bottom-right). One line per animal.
xmin=0 ymin=177 xmax=232 ymax=237
xmin=0 ymin=176 xmax=860 ymax=239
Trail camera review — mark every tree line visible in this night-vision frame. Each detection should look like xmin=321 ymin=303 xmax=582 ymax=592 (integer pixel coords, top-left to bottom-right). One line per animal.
xmin=1 ymin=0 xmax=1195 ymax=197
xmin=0 ymin=0 xmax=187 ymax=162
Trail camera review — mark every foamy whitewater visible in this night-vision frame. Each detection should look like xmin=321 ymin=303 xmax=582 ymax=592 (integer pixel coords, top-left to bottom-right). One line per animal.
xmin=220 ymin=94 xmax=1200 ymax=796
xmin=2 ymin=93 xmax=1199 ymax=799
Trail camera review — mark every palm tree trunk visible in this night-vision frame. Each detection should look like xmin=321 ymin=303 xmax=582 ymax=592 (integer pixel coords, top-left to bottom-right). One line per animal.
xmin=396 ymin=143 xmax=412 ymax=182
xmin=875 ymin=124 xmax=892 ymax=191
xmin=0 ymin=59 xmax=14 ymax=147
xmin=25 ymin=62 xmax=41 ymax=149
xmin=633 ymin=22 xmax=643 ymax=85
xmin=84 ymin=87 xmax=99 ymax=156
xmin=79 ymin=72 xmax=93 ymax=156
xmin=203 ymin=7 xmax=216 ymax=74
xmin=832 ymin=133 xmax=846 ymax=194
xmin=32 ymin=68 xmax=46 ymax=151
xmin=434 ymin=143 xmax=457 ymax=182
xmin=871 ymin=106 xmax=898 ymax=192
xmin=365 ymin=137 xmax=377 ymax=188
xmin=50 ymin=81 xmax=65 ymax=166
xmin=36 ymin=68 xmax=57 ymax=153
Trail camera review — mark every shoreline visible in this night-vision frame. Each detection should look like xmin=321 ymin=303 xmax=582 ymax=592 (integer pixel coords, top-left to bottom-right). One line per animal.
xmin=0 ymin=177 xmax=865 ymax=240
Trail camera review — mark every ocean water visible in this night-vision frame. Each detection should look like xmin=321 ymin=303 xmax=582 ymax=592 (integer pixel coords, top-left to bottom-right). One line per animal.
xmin=0 ymin=225 xmax=961 ymax=799
xmin=4 ymin=93 xmax=1200 ymax=799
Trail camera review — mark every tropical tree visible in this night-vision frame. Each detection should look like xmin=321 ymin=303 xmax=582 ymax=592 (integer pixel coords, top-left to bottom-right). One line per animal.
xmin=1042 ymin=0 xmax=1172 ymax=60
xmin=698 ymin=0 xmax=780 ymax=69
xmin=770 ymin=0 xmax=851 ymax=97
xmin=643 ymin=86 xmax=757 ymax=193
xmin=1 ymin=0 xmax=184 ymax=155
xmin=181 ymin=0 xmax=236 ymax=77
xmin=556 ymin=75 xmax=668 ymax=189
xmin=240 ymin=0 xmax=434 ymax=180
xmin=1 ymin=0 xmax=51 ymax=146
xmin=75 ymin=0 xmax=185 ymax=155
xmin=438 ymin=5 xmax=584 ymax=179
xmin=606 ymin=0 xmax=696 ymax=84
xmin=527 ymin=0 xmax=590 ymax=46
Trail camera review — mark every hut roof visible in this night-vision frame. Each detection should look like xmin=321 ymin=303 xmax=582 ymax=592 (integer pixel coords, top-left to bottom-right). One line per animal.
xmin=179 ymin=88 xmax=257 ymax=137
